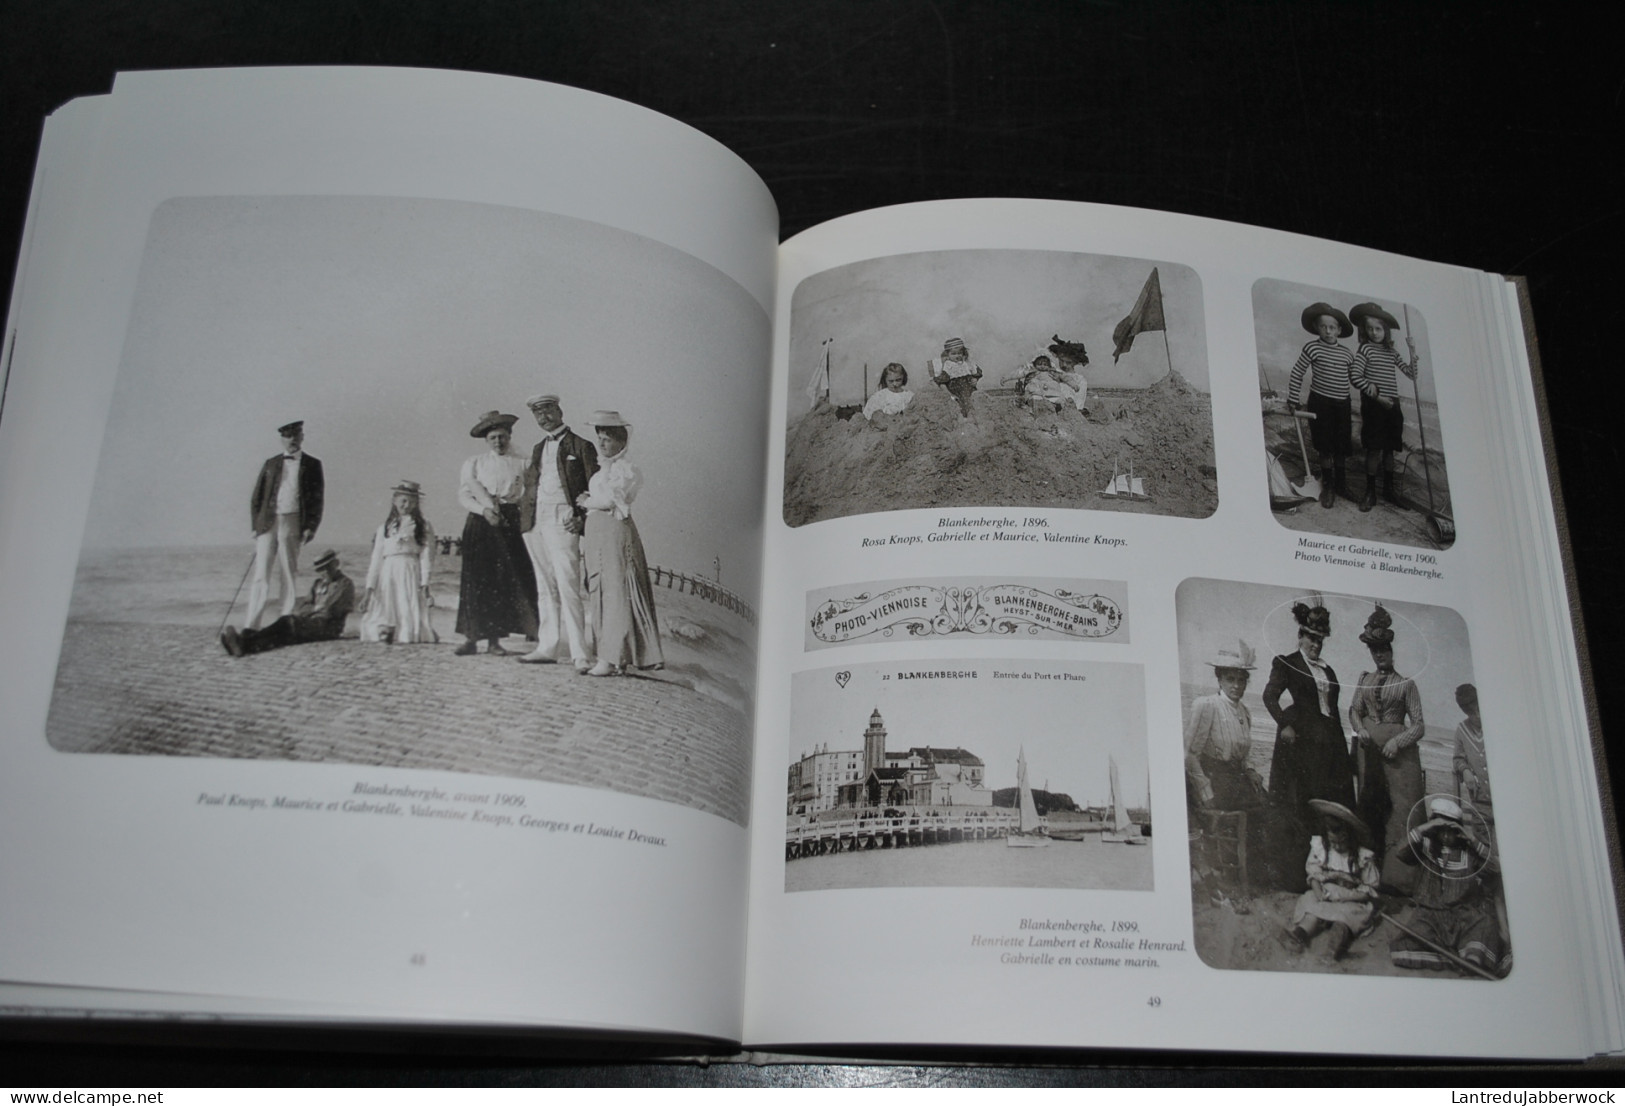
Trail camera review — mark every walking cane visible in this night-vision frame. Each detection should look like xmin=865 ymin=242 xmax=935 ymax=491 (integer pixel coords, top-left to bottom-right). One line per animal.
xmin=1402 ymin=304 xmax=1455 ymax=545
xmin=1378 ymin=911 xmax=1498 ymax=981
xmin=217 ymin=552 xmax=256 ymax=637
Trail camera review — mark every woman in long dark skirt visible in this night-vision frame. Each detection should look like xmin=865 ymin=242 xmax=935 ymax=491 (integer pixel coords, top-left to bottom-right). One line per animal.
xmin=1262 ymin=601 xmax=1356 ymax=890
xmin=454 ymin=410 xmax=538 ymax=655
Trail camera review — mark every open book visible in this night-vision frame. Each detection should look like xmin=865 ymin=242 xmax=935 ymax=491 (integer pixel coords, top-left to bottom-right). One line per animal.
xmin=1 ymin=66 xmax=1620 ymax=1060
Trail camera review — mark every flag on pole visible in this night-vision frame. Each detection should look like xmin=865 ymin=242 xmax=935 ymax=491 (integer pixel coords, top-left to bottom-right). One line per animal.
xmin=1111 ymin=267 xmax=1165 ymax=363
xmin=805 ymin=343 xmax=831 ymax=405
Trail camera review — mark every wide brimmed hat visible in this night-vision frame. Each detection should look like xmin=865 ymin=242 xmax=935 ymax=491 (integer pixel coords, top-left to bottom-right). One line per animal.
xmin=470 ymin=410 xmax=519 ymax=438
xmin=525 ymin=393 xmax=561 ymax=410
xmin=941 ymin=337 xmax=968 ymax=356
xmin=1047 ymin=334 xmax=1089 ymax=365
xmin=312 ymin=549 xmax=340 ymax=569
xmin=277 ymin=420 xmax=304 ymax=436
xmin=1359 ymin=602 xmax=1395 ymax=648
xmin=390 ymin=480 xmax=423 ymax=497
xmin=1308 ymin=799 xmax=1371 ymax=845
xmin=1301 ymin=302 xmax=1353 ymax=338
xmin=588 ymin=409 xmax=632 ymax=429
xmin=1349 ymin=302 xmax=1401 ymax=334
xmin=1292 ymin=601 xmax=1332 ymax=640
xmin=1204 ymin=639 xmax=1256 ymax=671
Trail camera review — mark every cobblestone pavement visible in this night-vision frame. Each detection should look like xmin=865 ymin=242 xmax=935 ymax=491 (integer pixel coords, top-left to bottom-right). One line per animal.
xmin=48 ymin=622 xmax=751 ymax=825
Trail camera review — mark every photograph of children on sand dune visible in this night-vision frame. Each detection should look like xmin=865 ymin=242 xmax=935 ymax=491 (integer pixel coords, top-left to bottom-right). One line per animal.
xmin=1256 ymin=277 xmax=1454 ymax=550
xmin=46 ymin=195 xmax=768 ymax=825
xmin=782 ymin=249 xmax=1216 ymax=527
xmin=1177 ymin=578 xmax=1507 ymax=980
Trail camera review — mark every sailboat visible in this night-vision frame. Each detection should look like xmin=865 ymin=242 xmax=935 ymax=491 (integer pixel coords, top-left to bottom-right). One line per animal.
xmin=1101 ymin=755 xmax=1149 ymax=845
xmin=1006 ymin=747 xmax=1051 ymax=848
xmin=1100 ymin=454 xmax=1151 ymax=501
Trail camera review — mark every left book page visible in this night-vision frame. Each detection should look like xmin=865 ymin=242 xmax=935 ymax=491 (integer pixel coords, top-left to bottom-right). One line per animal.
xmin=0 ymin=67 xmax=776 ymax=1041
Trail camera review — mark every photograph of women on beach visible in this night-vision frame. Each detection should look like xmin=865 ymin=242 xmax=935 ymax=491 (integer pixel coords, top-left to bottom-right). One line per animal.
xmin=45 ymin=195 xmax=767 ymax=825
xmin=1177 ymin=577 xmax=1509 ymax=979
xmin=784 ymin=658 xmax=1152 ymax=893
xmin=804 ymin=574 xmax=1129 ymax=652
xmin=782 ymin=250 xmax=1215 ymax=527
xmin=1256 ymin=278 xmax=1453 ymax=550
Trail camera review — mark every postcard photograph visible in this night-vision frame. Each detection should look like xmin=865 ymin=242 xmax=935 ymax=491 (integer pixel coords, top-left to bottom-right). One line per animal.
xmin=46 ymin=195 xmax=768 ymax=825
xmin=782 ymin=249 xmax=1214 ymax=526
xmin=1176 ymin=577 xmax=1507 ymax=979
xmin=1255 ymin=277 xmax=1453 ymax=550
xmin=784 ymin=658 xmax=1152 ymax=893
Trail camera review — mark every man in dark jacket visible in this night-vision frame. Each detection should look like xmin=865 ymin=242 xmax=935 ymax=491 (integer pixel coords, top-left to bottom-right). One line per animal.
xmin=246 ymin=420 xmax=325 ymax=629
xmin=222 ymin=549 xmax=353 ymax=655
xmin=517 ymin=395 xmax=599 ymax=670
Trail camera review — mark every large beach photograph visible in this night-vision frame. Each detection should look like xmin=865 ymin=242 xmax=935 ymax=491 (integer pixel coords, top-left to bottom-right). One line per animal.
xmin=782 ymin=249 xmax=1215 ymax=526
xmin=1255 ymin=278 xmax=1453 ymax=550
xmin=1177 ymin=578 xmax=1507 ymax=979
xmin=784 ymin=658 xmax=1152 ymax=893
xmin=46 ymin=196 xmax=768 ymax=825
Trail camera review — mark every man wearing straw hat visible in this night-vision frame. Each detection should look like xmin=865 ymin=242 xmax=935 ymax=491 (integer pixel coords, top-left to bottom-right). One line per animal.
xmin=245 ymin=420 xmax=325 ymax=630
xmin=517 ymin=394 xmax=599 ymax=671
xmin=221 ymin=549 xmax=353 ymax=656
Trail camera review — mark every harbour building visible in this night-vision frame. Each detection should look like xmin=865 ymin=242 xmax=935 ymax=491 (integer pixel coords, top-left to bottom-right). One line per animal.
xmin=787 ymin=708 xmax=994 ymax=814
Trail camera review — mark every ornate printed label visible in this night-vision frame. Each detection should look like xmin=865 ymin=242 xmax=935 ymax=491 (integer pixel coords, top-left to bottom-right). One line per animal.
xmin=809 ymin=585 xmax=1124 ymax=642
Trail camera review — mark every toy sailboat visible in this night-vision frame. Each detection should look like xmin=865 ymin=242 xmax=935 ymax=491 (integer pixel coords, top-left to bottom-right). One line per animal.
xmin=1100 ymin=455 xmax=1151 ymax=500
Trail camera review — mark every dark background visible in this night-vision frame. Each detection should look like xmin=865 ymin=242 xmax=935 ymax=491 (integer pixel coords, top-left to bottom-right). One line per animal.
xmin=2 ymin=0 xmax=1622 ymax=1086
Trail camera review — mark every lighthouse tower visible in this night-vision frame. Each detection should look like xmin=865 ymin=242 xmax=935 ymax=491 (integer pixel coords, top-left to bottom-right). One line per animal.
xmin=862 ymin=708 xmax=888 ymax=776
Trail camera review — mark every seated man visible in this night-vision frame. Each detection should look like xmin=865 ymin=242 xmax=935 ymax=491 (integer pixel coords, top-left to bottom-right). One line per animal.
xmin=222 ymin=549 xmax=356 ymax=656
xmin=1389 ymin=795 xmax=1510 ymax=977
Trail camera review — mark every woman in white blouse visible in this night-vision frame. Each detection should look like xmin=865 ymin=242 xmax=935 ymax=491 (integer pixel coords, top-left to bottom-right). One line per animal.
xmin=453 ymin=411 xmax=538 ymax=656
xmin=360 ymin=480 xmax=437 ymax=644
xmin=576 ymin=410 xmax=663 ymax=676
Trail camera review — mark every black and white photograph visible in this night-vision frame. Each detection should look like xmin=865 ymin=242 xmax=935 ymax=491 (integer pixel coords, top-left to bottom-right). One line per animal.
xmin=45 ymin=195 xmax=768 ymax=825
xmin=1176 ymin=577 xmax=1507 ymax=979
xmin=782 ymin=250 xmax=1215 ymax=527
xmin=784 ymin=658 xmax=1152 ymax=892
xmin=805 ymin=575 xmax=1129 ymax=652
xmin=1256 ymin=278 xmax=1453 ymax=550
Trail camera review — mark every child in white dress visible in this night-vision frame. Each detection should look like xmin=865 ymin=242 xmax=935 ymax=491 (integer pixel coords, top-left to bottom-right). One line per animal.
xmin=361 ymin=481 xmax=437 ymax=644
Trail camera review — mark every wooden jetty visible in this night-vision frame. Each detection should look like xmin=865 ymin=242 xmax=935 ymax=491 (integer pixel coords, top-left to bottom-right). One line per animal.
xmin=785 ymin=809 xmax=1019 ymax=860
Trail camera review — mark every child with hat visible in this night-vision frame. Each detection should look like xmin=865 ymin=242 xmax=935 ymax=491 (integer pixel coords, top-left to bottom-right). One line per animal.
xmin=926 ymin=337 xmax=984 ymax=417
xmin=1389 ymin=795 xmax=1510 ymax=977
xmin=1348 ymin=301 xmax=1420 ymax=512
xmin=1280 ymin=798 xmax=1380 ymax=961
xmin=1287 ymin=302 xmax=1356 ymax=508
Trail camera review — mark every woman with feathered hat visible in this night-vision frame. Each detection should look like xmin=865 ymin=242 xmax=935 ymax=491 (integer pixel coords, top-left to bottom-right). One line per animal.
xmin=1349 ymin=601 xmax=1426 ymax=891
xmin=1262 ymin=600 xmax=1356 ymax=886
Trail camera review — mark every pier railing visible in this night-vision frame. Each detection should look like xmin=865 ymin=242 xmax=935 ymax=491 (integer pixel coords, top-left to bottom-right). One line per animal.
xmin=786 ymin=809 xmax=1020 ymax=860
xmin=647 ymin=565 xmax=757 ymax=625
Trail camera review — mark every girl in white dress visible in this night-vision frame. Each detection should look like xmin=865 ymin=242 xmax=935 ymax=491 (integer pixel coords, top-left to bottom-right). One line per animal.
xmin=862 ymin=362 xmax=914 ymax=420
xmin=361 ymin=481 xmax=437 ymax=644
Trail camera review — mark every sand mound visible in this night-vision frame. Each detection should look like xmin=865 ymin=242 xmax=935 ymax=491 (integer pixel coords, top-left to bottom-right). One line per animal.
xmin=784 ymin=374 xmax=1218 ymax=526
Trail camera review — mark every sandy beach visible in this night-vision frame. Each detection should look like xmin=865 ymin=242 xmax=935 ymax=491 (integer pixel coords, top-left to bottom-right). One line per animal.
xmin=48 ymin=547 xmax=756 ymax=824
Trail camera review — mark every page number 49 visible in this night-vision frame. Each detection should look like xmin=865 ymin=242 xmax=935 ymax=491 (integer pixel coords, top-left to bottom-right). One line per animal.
xmin=410 ymin=953 xmax=426 ymax=966
xmin=1146 ymin=996 xmax=1161 ymax=1007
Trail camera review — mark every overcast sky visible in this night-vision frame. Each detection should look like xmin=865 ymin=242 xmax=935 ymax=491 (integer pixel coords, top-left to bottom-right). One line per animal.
xmin=790 ymin=659 xmax=1148 ymax=809
xmin=1253 ymin=276 xmax=1436 ymax=405
xmin=82 ymin=196 xmax=770 ymax=595
xmin=787 ymin=249 xmax=1208 ymax=416
xmin=1175 ymin=577 xmax=1475 ymax=731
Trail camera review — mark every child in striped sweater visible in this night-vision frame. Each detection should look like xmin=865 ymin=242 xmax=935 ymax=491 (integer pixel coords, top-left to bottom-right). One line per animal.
xmin=1288 ymin=302 xmax=1356 ymax=508
xmin=1349 ymin=302 xmax=1420 ymax=512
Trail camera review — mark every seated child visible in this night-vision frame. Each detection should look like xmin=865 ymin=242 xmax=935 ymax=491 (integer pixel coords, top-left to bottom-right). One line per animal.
xmin=1280 ymin=799 xmax=1379 ymax=960
xmin=926 ymin=337 xmax=983 ymax=416
xmin=1390 ymin=795 xmax=1509 ymax=977
xmin=862 ymin=362 xmax=915 ymax=420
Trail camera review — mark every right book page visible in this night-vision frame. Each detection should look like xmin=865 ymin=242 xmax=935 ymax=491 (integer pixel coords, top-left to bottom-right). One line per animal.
xmin=741 ymin=198 xmax=1619 ymax=1058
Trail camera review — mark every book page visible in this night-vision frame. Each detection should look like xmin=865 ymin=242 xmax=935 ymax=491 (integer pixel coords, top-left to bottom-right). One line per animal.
xmin=742 ymin=199 xmax=1613 ymax=1057
xmin=0 ymin=67 xmax=775 ymax=1040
